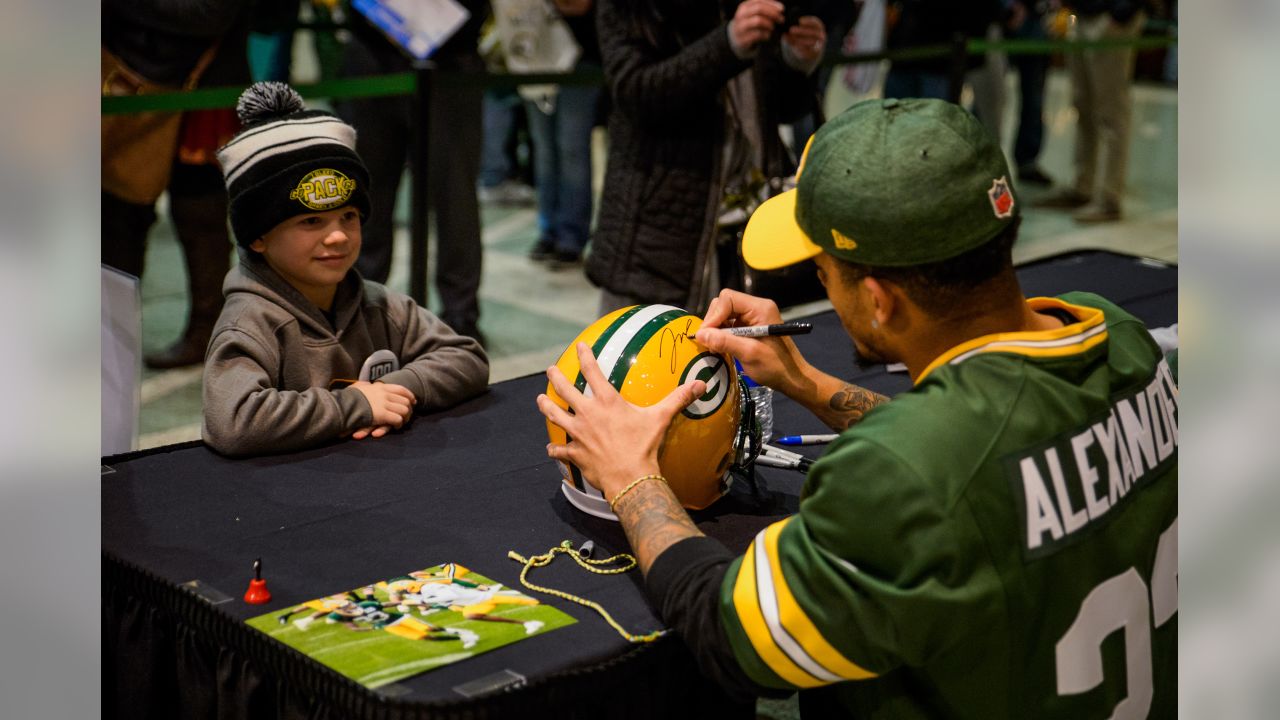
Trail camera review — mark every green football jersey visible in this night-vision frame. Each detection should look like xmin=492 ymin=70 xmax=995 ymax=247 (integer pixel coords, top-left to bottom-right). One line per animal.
xmin=718 ymin=293 xmax=1178 ymax=718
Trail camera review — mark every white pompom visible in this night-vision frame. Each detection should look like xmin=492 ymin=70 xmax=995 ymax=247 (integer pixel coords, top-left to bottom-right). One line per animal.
xmin=236 ymin=81 xmax=305 ymax=125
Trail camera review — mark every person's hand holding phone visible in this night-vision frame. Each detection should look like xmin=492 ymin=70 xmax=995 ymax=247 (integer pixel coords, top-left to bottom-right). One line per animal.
xmin=731 ymin=0 xmax=785 ymax=53
xmin=781 ymin=13 xmax=827 ymax=64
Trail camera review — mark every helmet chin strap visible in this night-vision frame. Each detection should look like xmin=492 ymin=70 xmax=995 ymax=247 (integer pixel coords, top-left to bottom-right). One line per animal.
xmin=732 ymin=376 xmax=762 ymax=468
xmin=728 ymin=377 xmax=767 ymax=499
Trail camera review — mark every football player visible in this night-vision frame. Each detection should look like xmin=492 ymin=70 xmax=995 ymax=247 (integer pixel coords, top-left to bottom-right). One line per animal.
xmin=536 ymin=98 xmax=1177 ymax=717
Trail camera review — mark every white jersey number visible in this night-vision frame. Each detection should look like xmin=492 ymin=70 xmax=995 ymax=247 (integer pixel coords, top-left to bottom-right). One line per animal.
xmin=1054 ymin=519 xmax=1178 ymax=719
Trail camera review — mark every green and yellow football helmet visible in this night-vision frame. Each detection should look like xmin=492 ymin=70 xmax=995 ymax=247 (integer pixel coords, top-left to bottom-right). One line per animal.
xmin=546 ymin=304 xmax=755 ymax=520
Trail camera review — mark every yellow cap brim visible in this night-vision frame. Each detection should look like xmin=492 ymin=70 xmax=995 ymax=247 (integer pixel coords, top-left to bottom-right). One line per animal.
xmin=741 ymin=188 xmax=823 ymax=271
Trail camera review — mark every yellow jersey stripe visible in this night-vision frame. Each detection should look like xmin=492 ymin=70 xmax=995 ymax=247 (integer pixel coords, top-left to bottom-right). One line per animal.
xmin=762 ymin=521 xmax=879 ymax=681
xmin=948 ymin=325 xmax=1109 ymax=365
xmin=917 ymin=298 xmax=1108 ymax=382
xmin=752 ymin=526 xmax=843 ymax=684
xmin=732 ymin=532 xmax=824 ymax=687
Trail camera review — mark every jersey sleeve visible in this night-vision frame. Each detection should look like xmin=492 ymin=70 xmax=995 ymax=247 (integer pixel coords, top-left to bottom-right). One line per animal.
xmin=716 ymin=432 xmax=1002 ymax=691
xmin=645 ymin=536 xmax=781 ymax=702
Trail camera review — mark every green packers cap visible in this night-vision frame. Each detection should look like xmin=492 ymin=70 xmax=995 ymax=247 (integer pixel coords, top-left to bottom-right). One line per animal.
xmin=743 ymin=98 xmax=1018 ymax=270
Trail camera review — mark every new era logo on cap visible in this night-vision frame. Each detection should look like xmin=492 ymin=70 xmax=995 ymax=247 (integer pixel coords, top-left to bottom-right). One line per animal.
xmin=831 ymin=229 xmax=858 ymax=250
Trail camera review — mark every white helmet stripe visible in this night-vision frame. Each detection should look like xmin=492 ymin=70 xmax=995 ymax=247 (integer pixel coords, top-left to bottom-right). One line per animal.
xmin=585 ymin=304 xmax=682 ymax=398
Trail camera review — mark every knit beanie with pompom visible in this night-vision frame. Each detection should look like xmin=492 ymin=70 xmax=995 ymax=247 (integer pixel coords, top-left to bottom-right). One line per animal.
xmin=215 ymin=81 xmax=371 ymax=247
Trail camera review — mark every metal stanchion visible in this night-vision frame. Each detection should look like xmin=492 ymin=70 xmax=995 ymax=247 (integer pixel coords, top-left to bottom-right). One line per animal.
xmin=947 ymin=32 xmax=968 ymax=105
xmin=408 ymin=61 xmax=434 ymax=306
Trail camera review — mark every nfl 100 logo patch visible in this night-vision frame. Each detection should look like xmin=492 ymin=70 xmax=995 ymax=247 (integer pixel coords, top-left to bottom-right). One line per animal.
xmin=359 ymin=349 xmax=399 ymax=382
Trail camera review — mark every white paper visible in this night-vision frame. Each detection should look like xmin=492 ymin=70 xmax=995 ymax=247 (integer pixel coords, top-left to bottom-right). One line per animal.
xmin=101 ymin=266 xmax=141 ymax=456
xmin=353 ymin=0 xmax=471 ymax=60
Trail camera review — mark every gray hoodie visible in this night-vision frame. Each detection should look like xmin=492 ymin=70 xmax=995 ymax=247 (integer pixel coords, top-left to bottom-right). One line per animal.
xmin=202 ymin=252 xmax=489 ymax=456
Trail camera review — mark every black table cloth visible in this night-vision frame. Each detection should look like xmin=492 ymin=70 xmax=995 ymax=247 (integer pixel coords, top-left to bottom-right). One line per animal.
xmin=102 ymin=251 xmax=1177 ymax=720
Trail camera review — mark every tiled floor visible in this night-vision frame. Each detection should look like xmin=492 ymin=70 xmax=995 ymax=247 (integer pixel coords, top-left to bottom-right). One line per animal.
xmin=132 ymin=69 xmax=1177 ymax=450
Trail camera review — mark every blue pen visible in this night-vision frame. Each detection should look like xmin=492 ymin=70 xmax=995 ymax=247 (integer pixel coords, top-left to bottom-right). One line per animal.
xmin=774 ymin=433 xmax=839 ymax=446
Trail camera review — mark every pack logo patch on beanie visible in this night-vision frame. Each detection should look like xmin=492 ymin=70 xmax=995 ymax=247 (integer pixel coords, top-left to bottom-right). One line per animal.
xmin=289 ymin=169 xmax=357 ymax=211
xmin=988 ymin=176 xmax=1015 ymax=219
xmin=217 ymin=81 xmax=372 ymax=246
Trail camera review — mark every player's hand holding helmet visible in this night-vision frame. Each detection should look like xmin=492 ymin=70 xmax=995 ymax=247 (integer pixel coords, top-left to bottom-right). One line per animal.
xmin=540 ymin=305 xmax=756 ymax=520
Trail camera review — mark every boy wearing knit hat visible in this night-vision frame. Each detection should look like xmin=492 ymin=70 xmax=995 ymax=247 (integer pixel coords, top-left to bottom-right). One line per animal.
xmin=202 ymin=82 xmax=489 ymax=457
xmin=536 ymin=99 xmax=1177 ymax=717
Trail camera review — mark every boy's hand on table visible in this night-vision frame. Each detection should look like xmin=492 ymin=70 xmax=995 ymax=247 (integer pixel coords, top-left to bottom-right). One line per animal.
xmin=350 ymin=381 xmax=416 ymax=440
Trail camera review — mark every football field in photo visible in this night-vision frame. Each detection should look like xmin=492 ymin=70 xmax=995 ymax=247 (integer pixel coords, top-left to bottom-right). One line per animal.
xmin=245 ymin=566 xmax=576 ymax=688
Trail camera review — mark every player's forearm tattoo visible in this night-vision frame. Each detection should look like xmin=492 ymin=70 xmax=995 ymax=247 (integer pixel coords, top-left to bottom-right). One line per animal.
xmin=614 ymin=482 xmax=703 ymax=576
xmin=828 ymin=384 xmax=890 ymax=429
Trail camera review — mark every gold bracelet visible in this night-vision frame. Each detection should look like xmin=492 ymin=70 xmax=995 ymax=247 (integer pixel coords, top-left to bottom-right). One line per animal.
xmin=608 ymin=474 xmax=667 ymax=513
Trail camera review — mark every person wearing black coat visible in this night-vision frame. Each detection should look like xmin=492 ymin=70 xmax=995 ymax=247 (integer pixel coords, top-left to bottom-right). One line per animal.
xmin=101 ymin=0 xmax=252 ymax=368
xmin=587 ymin=0 xmax=824 ymax=313
xmin=881 ymin=0 xmax=1002 ymax=101
xmin=337 ymin=0 xmax=491 ymax=342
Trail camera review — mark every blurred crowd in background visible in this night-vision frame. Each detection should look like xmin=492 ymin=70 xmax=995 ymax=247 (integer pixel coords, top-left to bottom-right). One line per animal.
xmin=101 ymin=0 xmax=1178 ymax=368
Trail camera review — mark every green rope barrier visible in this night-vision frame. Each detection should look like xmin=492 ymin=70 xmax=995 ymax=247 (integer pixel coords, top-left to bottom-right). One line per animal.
xmin=101 ymin=73 xmax=414 ymax=115
xmin=433 ymin=66 xmax=607 ymax=89
xmin=968 ymin=34 xmax=1178 ymax=56
xmin=816 ymin=34 xmax=1176 ymax=70
xmin=101 ymin=34 xmax=1175 ymax=116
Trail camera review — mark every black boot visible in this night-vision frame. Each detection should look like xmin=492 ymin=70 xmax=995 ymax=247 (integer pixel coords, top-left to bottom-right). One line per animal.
xmin=145 ymin=166 xmax=232 ymax=369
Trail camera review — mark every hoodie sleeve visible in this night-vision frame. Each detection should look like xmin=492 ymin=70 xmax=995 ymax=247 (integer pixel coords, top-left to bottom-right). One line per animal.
xmin=375 ymin=295 xmax=490 ymax=410
xmin=202 ymin=327 xmax=375 ymax=457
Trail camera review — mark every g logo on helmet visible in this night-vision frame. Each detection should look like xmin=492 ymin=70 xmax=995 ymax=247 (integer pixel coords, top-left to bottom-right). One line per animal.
xmin=680 ymin=352 xmax=731 ymax=419
xmin=545 ymin=305 xmax=746 ymax=520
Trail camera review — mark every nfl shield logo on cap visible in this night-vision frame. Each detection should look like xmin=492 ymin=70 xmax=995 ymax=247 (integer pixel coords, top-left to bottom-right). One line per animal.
xmin=988 ymin=177 xmax=1015 ymax=219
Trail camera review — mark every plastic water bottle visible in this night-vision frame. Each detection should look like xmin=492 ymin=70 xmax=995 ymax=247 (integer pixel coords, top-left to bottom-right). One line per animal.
xmin=735 ymin=360 xmax=774 ymax=442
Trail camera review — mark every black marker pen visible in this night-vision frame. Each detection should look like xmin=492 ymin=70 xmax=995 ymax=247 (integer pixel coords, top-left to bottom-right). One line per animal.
xmin=725 ymin=321 xmax=813 ymax=338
